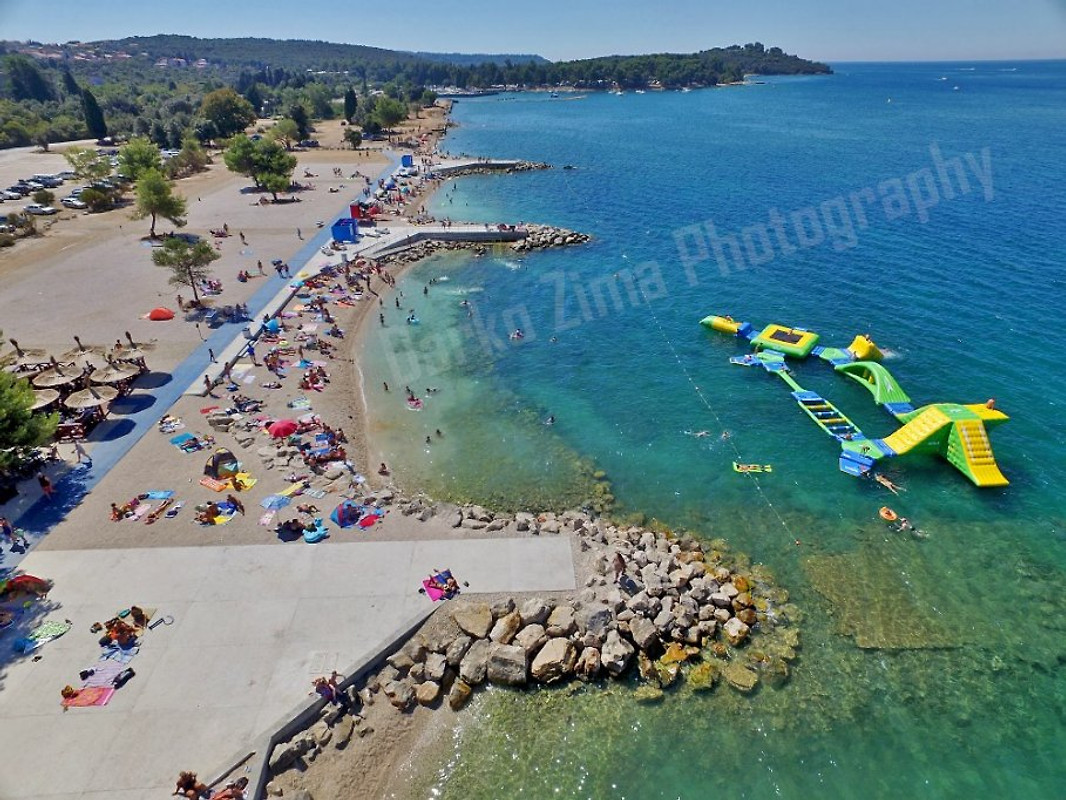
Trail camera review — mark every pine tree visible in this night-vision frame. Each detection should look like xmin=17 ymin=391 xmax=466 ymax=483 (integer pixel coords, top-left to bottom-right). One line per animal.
xmin=0 ymin=369 xmax=58 ymax=471
xmin=343 ymin=86 xmax=357 ymax=122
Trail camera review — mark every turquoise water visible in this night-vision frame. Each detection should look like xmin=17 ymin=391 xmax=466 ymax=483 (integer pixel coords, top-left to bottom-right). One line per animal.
xmin=361 ymin=63 xmax=1066 ymax=798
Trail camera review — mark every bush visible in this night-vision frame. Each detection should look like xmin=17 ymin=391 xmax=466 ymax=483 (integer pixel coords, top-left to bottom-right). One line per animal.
xmin=32 ymin=189 xmax=54 ymax=205
xmin=0 ymin=233 xmax=15 ymax=247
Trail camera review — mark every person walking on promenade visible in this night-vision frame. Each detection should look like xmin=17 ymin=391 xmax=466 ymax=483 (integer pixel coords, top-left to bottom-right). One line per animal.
xmin=37 ymin=473 xmax=54 ymax=502
xmin=73 ymin=440 xmax=91 ymax=465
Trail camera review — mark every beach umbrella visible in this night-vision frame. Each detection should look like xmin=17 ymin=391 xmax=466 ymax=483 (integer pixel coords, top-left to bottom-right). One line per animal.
xmin=32 ymin=364 xmax=82 ymax=388
xmin=268 ymin=419 xmax=298 ymax=438
xmin=121 ymin=332 xmax=157 ymax=352
xmin=64 ymin=384 xmax=118 ymax=410
xmin=31 ymin=388 xmax=60 ymax=410
xmin=90 ymin=363 xmax=139 ymax=385
xmin=147 ymin=307 xmax=175 ymax=321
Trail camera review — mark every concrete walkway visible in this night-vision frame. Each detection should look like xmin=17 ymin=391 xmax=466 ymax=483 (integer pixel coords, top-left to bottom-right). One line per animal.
xmin=0 ymin=535 xmax=575 ymax=799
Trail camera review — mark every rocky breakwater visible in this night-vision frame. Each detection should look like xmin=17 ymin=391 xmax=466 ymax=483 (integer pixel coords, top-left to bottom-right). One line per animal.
xmin=442 ymin=160 xmax=550 ymax=178
xmin=510 ymin=223 xmax=591 ymax=253
xmin=375 ymin=510 xmax=798 ymax=712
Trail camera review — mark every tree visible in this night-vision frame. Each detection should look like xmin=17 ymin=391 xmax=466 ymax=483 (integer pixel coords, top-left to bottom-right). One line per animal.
xmin=79 ymin=187 xmax=115 ymax=213
xmin=165 ymin=135 xmax=209 ymax=179
xmin=118 ymin=137 xmax=162 ymax=181
xmin=133 ymin=169 xmax=187 ymax=238
xmin=63 ymin=146 xmax=112 ymax=182
xmin=372 ymin=96 xmax=407 ymax=130
xmin=0 ymin=370 xmax=58 ymax=473
xmin=3 ymin=55 xmax=55 ymax=102
xmin=81 ymin=88 xmax=107 ymax=139
xmin=151 ymin=237 xmax=219 ymax=304
xmin=268 ymin=118 xmax=299 ymax=150
xmin=288 ymin=103 xmax=310 ymax=140
xmin=343 ymin=86 xmax=357 ymax=122
xmin=61 ymin=68 xmax=81 ymax=97
xmin=200 ymin=88 xmax=256 ymax=139
xmin=343 ymin=128 xmax=362 ymax=150
xmin=31 ymin=189 xmax=54 ymax=206
xmin=222 ymin=135 xmax=296 ymax=194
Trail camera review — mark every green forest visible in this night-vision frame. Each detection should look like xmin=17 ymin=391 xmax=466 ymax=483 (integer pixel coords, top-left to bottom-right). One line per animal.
xmin=0 ymin=37 xmax=830 ymax=149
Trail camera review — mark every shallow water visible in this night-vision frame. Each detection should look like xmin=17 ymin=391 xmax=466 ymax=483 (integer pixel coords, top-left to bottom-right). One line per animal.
xmin=359 ymin=62 xmax=1066 ymax=798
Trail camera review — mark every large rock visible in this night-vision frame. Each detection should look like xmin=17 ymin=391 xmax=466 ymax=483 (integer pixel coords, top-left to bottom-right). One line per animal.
xmin=424 ymin=652 xmax=447 ymax=681
xmin=575 ymin=646 xmax=601 ymax=680
xmin=269 ymin=742 xmax=302 ymax=773
xmin=489 ymin=611 xmax=522 ymax=644
xmin=490 ymin=597 xmax=516 ymax=618
xmin=487 ymin=644 xmax=528 ymax=686
xmin=722 ymin=660 xmax=759 ymax=693
xmin=518 ymin=598 xmax=551 ymax=626
xmin=384 ymin=679 xmax=415 ymax=710
xmin=628 ymin=615 xmax=660 ymax=651
xmin=513 ymin=623 xmax=548 ymax=655
xmin=448 ymin=679 xmax=473 ymax=711
xmin=334 ymin=716 xmax=355 ymax=749
xmin=453 ymin=603 xmax=493 ymax=639
xmin=530 ymin=637 xmax=577 ymax=683
xmin=601 ymin=629 xmax=635 ymax=676
xmin=626 ymin=590 xmax=653 ymax=614
xmin=415 ymin=680 xmax=441 ymax=705
xmin=545 ymin=605 xmax=576 ymax=637
xmin=577 ymin=604 xmax=612 ymax=637
xmin=445 ymin=634 xmax=472 ymax=667
xmin=723 ymin=617 xmax=751 ymax=646
xmin=459 ymin=639 xmax=491 ymax=685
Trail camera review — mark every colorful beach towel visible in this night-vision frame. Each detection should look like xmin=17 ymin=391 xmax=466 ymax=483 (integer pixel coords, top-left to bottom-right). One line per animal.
xmin=199 ymin=477 xmax=228 ymax=492
xmin=288 ymin=396 xmax=312 ymax=410
xmin=128 ymin=503 xmax=153 ymax=521
xmin=170 ymin=432 xmax=195 ymax=447
xmin=12 ymin=619 xmax=72 ymax=653
xmin=62 ymin=687 xmax=115 ymax=708
xmin=145 ymin=490 xmax=175 ymax=500
xmin=422 ymin=580 xmax=446 ymax=602
xmin=258 ymin=510 xmax=276 ymax=526
xmin=81 ymin=659 xmax=125 ymax=688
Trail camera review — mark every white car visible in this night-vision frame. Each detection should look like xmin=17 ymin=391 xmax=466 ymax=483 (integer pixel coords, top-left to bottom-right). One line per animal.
xmin=61 ymin=197 xmax=88 ymax=209
xmin=24 ymin=203 xmax=58 ymax=215
xmin=1 ymin=190 xmax=22 ymax=201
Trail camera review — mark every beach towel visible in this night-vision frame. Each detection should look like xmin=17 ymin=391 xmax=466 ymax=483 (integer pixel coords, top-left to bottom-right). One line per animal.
xmin=62 ymin=687 xmax=115 ymax=708
xmin=232 ymin=473 xmax=257 ymax=491
xmin=422 ymin=580 xmax=446 ymax=602
xmin=165 ymin=502 xmax=184 ymax=518
xmin=258 ymin=511 xmax=276 ymax=526
xmin=102 ymin=645 xmax=139 ymax=664
xmin=81 ymin=659 xmax=125 ymax=688
xmin=170 ymin=432 xmax=195 ymax=447
xmin=159 ymin=420 xmax=185 ymax=433
xmin=199 ymin=406 xmax=220 ymax=414
xmin=128 ymin=503 xmax=153 ymax=521
xmin=145 ymin=490 xmax=174 ymax=500
xmin=12 ymin=619 xmax=72 ymax=653
xmin=288 ymin=396 xmax=312 ymax=410
xmin=261 ymin=495 xmax=291 ymax=510
xmin=199 ymin=477 xmax=228 ymax=492
xmin=304 ymin=488 xmax=326 ymax=499
xmin=278 ymin=481 xmax=307 ymax=497
xmin=243 ymin=373 xmax=256 ymax=384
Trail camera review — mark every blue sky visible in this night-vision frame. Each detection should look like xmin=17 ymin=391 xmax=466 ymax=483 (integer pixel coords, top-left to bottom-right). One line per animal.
xmin=2 ymin=0 xmax=1064 ymax=62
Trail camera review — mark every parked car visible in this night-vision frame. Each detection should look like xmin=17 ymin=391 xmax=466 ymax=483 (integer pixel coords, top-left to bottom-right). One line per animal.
xmin=8 ymin=184 xmax=30 ymax=196
xmin=61 ymin=197 xmax=88 ymax=209
xmin=24 ymin=203 xmax=58 ymax=215
xmin=299 ymin=139 xmax=320 ymax=148
xmin=1 ymin=190 xmax=22 ymax=200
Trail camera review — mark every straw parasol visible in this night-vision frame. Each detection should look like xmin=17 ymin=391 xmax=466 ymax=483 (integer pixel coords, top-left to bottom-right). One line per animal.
xmin=64 ymin=384 xmax=118 ymax=410
xmin=90 ymin=363 xmax=140 ymax=385
xmin=31 ymin=388 xmax=60 ymax=410
xmin=2 ymin=339 xmax=50 ymax=371
xmin=32 ymin=362 xmax=82 ymax=388
xmin=113 ymin=347 xmax=148 ymax=364
xmin=121 ymin=331 xmax=158 ymax=352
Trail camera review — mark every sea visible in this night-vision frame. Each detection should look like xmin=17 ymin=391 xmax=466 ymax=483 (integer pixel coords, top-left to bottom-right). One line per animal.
xmin=357 ymin=62 xmax=1066 ymax=798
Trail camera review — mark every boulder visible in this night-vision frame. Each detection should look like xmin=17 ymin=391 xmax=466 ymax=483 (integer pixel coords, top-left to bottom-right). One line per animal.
xmin=312 ymin=720 xmax=333 ymax=746
xmin=634 ymin=685 xmax=665 ymax=704
xmin=545 ymin=605 xmax=576 ymax=637
xmin=513 ymin=623 xmax=548 ymax=655
xmin=448 ymin=679 xmax=473 ymax=711
xmin=628 ymin=615 xmax=660 ymax=651
xmin=722 ymin=660 xmax=759 ymax=693
xmin=269 ymin=742 xmax=302 ymax=773
xmin=459 ymin=639 xmax=491 ymax=685
xmin=489 ymin=611 xmax=521 ymax=644
xmin=453 ymin=603 xmax=493 ymax=639
xmin=424 ymin=652 xmax=447 ymax=681
xmin=514 ymin=511 xmax=535 ymax=531
xmin=626 ymin=590 xmax=652 ymax=614
xmin=445 ymin=634 xmax=472 ymax=667
xmin=575 ymin=646 xmax=601 ymax=680
xmin=736 ymin=608 xmax=758 ymax=626
xmin=334 ymin=716 xmax=355 ymax=748
xmin=487 ymin=644 xmax=528 ymax=686
xmin=416 ymin=680 xmax=441 ymax=705
xmin=383 ymin=679 xmax=415 ymax=710
xmin=265 ymin=781 xmax=283 ymax=796
xmin=724 ymin=617 xmax=751 ymax=646
xmin=710 ymin=592 xmax=733 ymax=608
xmin=490 ymin=597 xmax=516 ymax=618
xmin=601 ymin=629 xmax=635 ymax=676
xmin=686 ymin=660 xmax=719 ymax=692
xmin=530 ymin=637 xmax=577 ymax=683
xmin=519 ymin=598 xmax=551 ymax=626
xmin=486 ymin=518 xmax=506 ymax=531
xmin=577 ymin=604 xmax=612 ymax=637
xmin=640 ymin=564 xmax=666 ymax=597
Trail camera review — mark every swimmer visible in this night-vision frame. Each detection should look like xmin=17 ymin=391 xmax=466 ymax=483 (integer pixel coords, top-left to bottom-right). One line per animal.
xmin=720 ymin=430 xmax=731 ymax=440
xmin=685 ymin=430 xmax=711 ymax=439
xmin=544 ymin=415 xmax=555 ymax=425
xmin=874 ymin=474 xmax=904 ymax=495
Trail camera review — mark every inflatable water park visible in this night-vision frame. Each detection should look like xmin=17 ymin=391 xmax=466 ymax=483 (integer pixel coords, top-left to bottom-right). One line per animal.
xmin=700 ymin=315 xmax=1009 ymax=488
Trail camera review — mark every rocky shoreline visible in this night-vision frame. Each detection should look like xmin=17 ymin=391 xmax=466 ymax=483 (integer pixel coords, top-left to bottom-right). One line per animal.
xmin=264 ymin=492 xmax=800 ymax=795
xmin=439 ymin=160 xmax=550 ymax=177
xmin=369 ymin=223 xmax=591 ymax=268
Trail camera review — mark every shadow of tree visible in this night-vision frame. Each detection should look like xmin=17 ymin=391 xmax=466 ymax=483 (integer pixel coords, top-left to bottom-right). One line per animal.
xmin=14 ymin=466 xmax=93 ymax=536
xmin=0 ymin=591 xmax=64 ymax=694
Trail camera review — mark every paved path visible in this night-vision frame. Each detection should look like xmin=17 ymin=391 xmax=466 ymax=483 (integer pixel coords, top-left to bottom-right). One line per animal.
xmin=0 ymin=536 xmax=575 ymax=799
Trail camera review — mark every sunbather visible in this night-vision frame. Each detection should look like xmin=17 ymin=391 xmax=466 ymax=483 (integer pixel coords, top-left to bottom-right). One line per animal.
xmin=173 ymin=770 xmax=208 ymax=798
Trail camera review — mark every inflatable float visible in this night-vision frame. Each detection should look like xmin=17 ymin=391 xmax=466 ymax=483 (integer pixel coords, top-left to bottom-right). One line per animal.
xmin=733 ymin=462 xmax=773 ymax=474
xmin=879 ymin=506 xmax=898 ymax=522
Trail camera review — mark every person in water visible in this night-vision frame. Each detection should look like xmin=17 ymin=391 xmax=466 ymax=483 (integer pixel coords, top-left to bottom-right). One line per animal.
xmin=545 ymin=415 xmax=555 ymax=425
